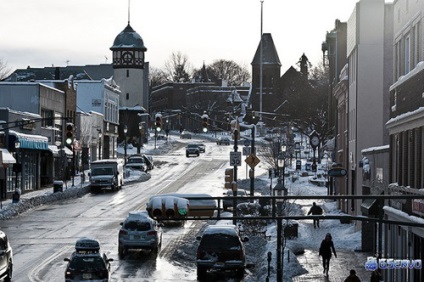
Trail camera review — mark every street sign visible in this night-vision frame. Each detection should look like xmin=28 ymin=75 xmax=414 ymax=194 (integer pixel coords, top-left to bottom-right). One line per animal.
xmin=244 ymin=139 xmax=250 ymax=146
xmin=328 ymin=167 xmax=348 ymax=177
xmin=245 ymin=153 xmax=260 ymax=168
xmin=242 ymin=146 xmax=251 ymax=156
xmin=230 ymin=152 xmax=242 ymax=166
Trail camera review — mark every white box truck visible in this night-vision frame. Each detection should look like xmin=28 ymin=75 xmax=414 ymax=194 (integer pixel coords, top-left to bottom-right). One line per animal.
xmin=89 ymin=159 xmax=124 ymax=193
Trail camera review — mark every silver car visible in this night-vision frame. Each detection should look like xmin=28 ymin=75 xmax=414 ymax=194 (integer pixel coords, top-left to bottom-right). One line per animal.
xmin=118 ymin=211 xmax=163 ymax=258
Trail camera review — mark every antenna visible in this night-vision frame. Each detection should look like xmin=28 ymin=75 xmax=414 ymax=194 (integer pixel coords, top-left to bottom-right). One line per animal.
xmin=128 ymin=0 xmax=130 ymax=24
xmin=105 ymin=56 xmax=108 ymax=63
xmin=66 ymin=60 xmax=70 ymax=66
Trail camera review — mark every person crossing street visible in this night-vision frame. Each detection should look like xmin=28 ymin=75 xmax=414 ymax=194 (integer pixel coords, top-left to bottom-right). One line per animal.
xmin=307 ymin=202 xmax=323 ymax=228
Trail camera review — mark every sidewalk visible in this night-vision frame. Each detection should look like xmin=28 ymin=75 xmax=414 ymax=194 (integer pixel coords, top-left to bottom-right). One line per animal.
xmin=293 ymin=249 xmax=372 ymax=281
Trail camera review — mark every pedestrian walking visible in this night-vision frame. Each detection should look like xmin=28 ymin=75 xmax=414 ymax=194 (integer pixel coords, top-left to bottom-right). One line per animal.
xmin=370 ymin=269 xmax=383 ymax=282
xmin=344 ymin=269 xmax=361 ymax=282
xmin=307 ymin=202 xmax=323 ymax=228
xmin=319 ymin=233 xmax=337 ymax=276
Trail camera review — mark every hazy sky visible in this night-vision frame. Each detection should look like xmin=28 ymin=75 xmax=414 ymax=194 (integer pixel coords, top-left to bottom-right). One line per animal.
xmin=1 ymin=0 xmax=372 ymax=74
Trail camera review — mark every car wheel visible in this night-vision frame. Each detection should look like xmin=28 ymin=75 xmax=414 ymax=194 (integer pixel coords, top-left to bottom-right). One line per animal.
xmin=197 ymin=266 xmax=207 ymax=280
xmin=118 ymin=245 xmax=125 ymax=259
xmin=236 ymin=268 xmax=245 ymax=279
xmin=4 ymin=262 xmax=12 ymax=282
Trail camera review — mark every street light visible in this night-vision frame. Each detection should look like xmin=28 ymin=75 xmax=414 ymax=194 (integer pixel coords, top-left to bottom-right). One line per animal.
xmin=97 ymin=129 xmax=102 ymax=160
xmin=124 ymin=125 xmax=128 ymax=165
xmin=138 ymin=122 xmax=145 ymax=154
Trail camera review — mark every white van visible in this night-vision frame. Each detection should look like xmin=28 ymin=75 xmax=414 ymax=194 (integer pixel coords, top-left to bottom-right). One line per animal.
xmin=89 ymin=159 xmax=124 ymax=193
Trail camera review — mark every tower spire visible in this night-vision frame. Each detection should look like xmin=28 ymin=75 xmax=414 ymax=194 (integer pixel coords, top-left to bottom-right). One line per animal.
xmin=128 ymin=0 xmax=131 ymax=24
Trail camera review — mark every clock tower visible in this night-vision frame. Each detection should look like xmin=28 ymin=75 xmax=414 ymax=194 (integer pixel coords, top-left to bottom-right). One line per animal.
xmin=110 ymin=22 xmax=148 ymax=109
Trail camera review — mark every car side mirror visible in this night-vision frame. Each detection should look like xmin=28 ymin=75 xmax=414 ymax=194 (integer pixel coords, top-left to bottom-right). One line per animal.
xmin=196 ymin=236 xmax=202 ymax=241
xmin=120 ymin=222 xmax=123 ymax=226
xmin=64 ymin=258 xmax=70 ymax=262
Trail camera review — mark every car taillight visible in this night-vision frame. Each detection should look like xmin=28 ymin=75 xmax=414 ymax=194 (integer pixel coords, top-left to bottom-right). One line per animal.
xmin=119 ymin=229 xmax=128 ymax=236
xmin=147 ymin=231 xmax=157 ymax=236
xmin=196 ymin=249 xmax=205 ymax=259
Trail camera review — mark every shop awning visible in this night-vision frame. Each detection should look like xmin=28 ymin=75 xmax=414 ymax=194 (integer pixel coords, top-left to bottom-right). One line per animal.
xmin=48 ymin=145 xmax=73 ymax=157
xmin=0 ymin=148 xmax=16 ymax=164
xmin=9 ymin=130 xmax=48 ymax=150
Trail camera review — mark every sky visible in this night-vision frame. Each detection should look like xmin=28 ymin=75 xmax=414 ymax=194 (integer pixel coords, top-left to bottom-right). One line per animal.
xmin=0 ymin=0 xmax=369 ymax=75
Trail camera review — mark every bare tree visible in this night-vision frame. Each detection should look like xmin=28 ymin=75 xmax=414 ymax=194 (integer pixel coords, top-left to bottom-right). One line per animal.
xmin=195 ymin=59 xmax=250 ymax=86
xmin=149 ymin=66 xmax=169 ymax=88
xmin=164 ymin=51 xmax=193 ymax=82
xmin=0 ymin=58 xmax=12 ymax=81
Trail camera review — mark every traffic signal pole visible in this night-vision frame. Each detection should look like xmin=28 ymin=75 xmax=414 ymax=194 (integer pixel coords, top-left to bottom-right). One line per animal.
xmin=232 ymin=129 xmax=238 ymax=225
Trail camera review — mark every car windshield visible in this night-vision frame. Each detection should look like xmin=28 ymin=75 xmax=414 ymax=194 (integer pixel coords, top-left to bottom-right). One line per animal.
xmin=91 ymin=168 xmax=113 ymax=176
xmin=124 ymin=221 xmax=151 ymax=231
xmin=127 ymin=158 xmax=144 ymax=164
xmin=187 ymin=144 xmax=198 ymax=148
xmin=69 ymin=256 xmax=106 ymax=270
xmin=200 ymin=234 xmax=241 ymax=250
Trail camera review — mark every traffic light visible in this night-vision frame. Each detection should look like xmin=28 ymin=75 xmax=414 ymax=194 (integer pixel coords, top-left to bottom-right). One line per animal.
xmin=65 ymin=123 xmax=74 ymax=145
xmin=147 ymin=196 xmax=189 ymax=219
xmin=155 ymin=113 xmax=162 ymax=132
xmin=201 ymin=113 xmax=209 ymax=133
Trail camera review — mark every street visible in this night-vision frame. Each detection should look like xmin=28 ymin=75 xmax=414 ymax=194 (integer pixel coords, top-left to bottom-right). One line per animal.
xmin=0 ymin=137 xmax=235 ymax=281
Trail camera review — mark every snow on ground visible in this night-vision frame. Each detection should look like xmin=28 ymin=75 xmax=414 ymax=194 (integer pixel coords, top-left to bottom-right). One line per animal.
xmin=0 ymin=132 xmax=362 ymax=281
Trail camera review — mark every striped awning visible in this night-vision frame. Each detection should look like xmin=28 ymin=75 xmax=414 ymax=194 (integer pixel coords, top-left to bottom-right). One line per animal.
xmin=9 ymin=130 xmax=49 ymax=150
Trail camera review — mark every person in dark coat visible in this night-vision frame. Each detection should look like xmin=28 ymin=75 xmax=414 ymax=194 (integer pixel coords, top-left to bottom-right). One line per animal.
xmin=370 ymin=269 xmax=383 ymax=282
xmin=344 ymin=269 xmax=361 ymax=282
xmin=319 ymin=233 xmax=337 ymax=276
xmin=307 ymin=202 xmax=323 ymax=228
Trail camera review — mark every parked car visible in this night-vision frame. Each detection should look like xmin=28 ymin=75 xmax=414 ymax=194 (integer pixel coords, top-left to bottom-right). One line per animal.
xmin=186 ymin=143 xmax=200 ymax=157
xmin=197 ymin=143 xmax=206 ymax=153
xmin=216 ymin=136 xmax=231 ymax=145
xmin=64 ymin=237 xmax=113 ymax=282
xmin=180 ymin=130 xmax=192 ymax=139
xmin=118 ymin=211 xmax=163 ymax=258
xmin=196 ymin=225 xmax=249 ymax=280
xmin=0 ymin=230 xmax=13 ymax=282
xmin=222 ymin=189 xmax=249 ymax=210
xmin=125 ymin=156 xmax=148 ymax=172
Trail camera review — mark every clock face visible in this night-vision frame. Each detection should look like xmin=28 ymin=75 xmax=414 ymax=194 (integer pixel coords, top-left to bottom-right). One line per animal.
xmin=311 ymin=136 xmax=319 ymax=146
xmin=122 ymin=52 xmax=133 ymax=64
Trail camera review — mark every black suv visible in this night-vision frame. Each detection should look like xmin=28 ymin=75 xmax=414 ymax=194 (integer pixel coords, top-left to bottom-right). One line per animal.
xmin=0 ymin=231 xmax=13 ymax=281
xmin=64 ymin=237 xmax=113 ymax=282
xmin=196 ymin=225 xmax=248 ymax=280
xmin=186 ymin=144 xmax=200 ymax=157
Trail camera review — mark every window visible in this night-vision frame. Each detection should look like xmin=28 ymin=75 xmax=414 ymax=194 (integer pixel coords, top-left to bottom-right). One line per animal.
xmin=126 ymin=69 xmax=129 ymax=77
xmin=126 ymin=93 xmax=129 ymax=100
xmin=405 ymin=35 xmax=411 ymax=74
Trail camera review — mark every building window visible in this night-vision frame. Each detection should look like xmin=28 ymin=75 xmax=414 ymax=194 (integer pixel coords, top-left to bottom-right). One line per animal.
xmin=126 ymin=93 xmax=129 ymax=100
xmin=405 ymin=35 xmax=410 ymax=74
xmin=126 ymin=70 xmax=129 ymax=77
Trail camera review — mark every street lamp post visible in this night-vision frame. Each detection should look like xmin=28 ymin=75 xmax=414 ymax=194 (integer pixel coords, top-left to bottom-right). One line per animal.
xmin=124 ymin=125 xmax=128 ymax=165
xmin=138 ymin=122 xmax=144 ymax=154
xmin=97 ymin=129 xmax=102 ymax=160
xmin=274 ymin=145 xmax=288 ymax=282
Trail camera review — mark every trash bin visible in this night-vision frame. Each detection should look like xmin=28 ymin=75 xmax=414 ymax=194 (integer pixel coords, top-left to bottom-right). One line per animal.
xmin=53 ymin=181 xmax=64 ymax=193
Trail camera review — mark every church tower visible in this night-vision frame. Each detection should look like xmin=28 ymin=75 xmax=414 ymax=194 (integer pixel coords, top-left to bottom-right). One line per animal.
xmin=110 ymin=22 xmax=148 ymax=110
xmin=251 ymin=33 xmax=281 ymax=119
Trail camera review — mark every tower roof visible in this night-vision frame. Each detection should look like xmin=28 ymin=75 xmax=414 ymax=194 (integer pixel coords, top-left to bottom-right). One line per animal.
xmin=110 ymin=23 xmax=147 ymax=51
xmin=251 ymin=33 xmax=281 ymax=66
